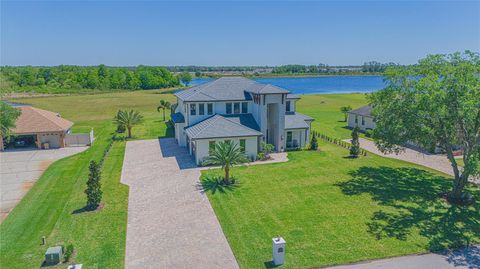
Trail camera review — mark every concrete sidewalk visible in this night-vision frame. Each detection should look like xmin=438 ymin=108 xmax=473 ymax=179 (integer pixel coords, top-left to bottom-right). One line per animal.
xmin=323 ymin=245 xmax=480 ymax=269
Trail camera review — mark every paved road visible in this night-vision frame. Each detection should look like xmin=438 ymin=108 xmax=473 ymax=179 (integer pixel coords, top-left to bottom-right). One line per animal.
xmin=121 ymin=138 xmax=239 ymax=269
xmin=323 ymin=245 xmax=480 ymax=269
xmin=354 ymin=138 xmax=480 ymax=185
xmin=0 ymin=147 xmax=88 ymax=222
xmin=354 ymin=138 xmax=454 ymax=175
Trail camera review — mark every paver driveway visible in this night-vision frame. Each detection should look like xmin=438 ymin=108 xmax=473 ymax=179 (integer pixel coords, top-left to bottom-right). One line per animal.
xmin=121 ymin=138 xmax=239 ymax=269
xmin=0 ymin=147 xmax=88 ymax=222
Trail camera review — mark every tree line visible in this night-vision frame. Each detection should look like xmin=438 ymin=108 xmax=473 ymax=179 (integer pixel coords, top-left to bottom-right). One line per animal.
xmin=272 ymin=62 xmax=398 ymax=74
xmin=1 ymin=65 xmax=180 ymax=90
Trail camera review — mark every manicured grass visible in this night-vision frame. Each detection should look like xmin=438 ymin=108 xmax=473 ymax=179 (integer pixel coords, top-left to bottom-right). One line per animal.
xmin=202 ymin=142 xmax=480 ymax=269
xmin=296 ymin=93 xmax=368 ymax=138
xmin=0 ymin=90 xmax=174 ymax=268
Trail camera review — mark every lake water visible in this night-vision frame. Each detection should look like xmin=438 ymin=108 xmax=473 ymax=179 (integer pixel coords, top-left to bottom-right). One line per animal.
xmin=189 ymin=76 xmax=387 ymax=94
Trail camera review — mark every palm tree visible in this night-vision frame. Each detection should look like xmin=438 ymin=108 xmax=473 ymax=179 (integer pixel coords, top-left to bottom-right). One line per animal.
xmin=340 ymin=106 xmax=352 ymax=122
xmin=113 ymin=110 xmax=144 ymax=138
xmin=157 ymin=100 xmax=171 ymax=121
xmin=203 ymin=140 xmax=249 ymax=185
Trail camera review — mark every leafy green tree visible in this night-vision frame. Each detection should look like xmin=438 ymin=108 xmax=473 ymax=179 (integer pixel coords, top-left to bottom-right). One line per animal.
xmin=178 ymin=72 xmax=192 ymax=86
xmin=0 ymin=103 xmax=21 ymax=140
xmin=340 ymin=106 xmax=352 ymax=122
xmin=157 ymin=100 xmax=171 ymax=121
xmin=203 ymin=140 xmax=249 ymax=185
xmin=350 ymin=127 xmax=360 ymax=158
xmin=113 ymin=110 xmax=144 ymax=138
xmin=368 ymin=51 xmax=480 ymax=203
xmin=85 ymin=161 xmax=102 ymax=210
xmin=310 ymin=134 xmax=318 ymax=150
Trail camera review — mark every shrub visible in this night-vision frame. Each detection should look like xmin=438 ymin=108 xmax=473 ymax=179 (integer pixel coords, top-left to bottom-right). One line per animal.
xmin=261 ymin=142 xmax=274 ymax=157
xmin=365 ymin=129 xmax=373 ymax=138
xmin=350 ymin=127 xmax=361 ymax=158
xmin=310 ymin=135 xmax=318 ymax=150
xmin=64 ymin=244 xmax=74 ymax=262
xmin=85 ymin=161 xmax=102 ymax=210
xmin=116 ymin=124 xmax=126 ymax=133
xmin=256 ymin=152 xmax=266 ymax=161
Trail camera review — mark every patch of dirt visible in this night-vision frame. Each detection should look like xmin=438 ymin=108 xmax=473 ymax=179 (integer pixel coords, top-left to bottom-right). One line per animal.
xmin=21 ymin=181 xmax=35 ymax=192
xmin=39 ymin=160 xmax=54 ymax=171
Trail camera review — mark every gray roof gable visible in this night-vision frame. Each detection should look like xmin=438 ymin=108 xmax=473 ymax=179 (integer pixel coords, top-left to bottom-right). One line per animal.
xmin=285 ymin=112 xmax=314 ymax=129
xmin=175 ymin=77 xmax=289 ymax=102
xmin=348 ymin=105 xmax=372 ymax=117
xmin=185 ymin=114 xmax=262 ymax=140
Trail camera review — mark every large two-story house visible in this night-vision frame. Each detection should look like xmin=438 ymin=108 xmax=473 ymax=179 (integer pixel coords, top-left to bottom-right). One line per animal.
xmin=171 ymin=77 xmax=314 ymax=165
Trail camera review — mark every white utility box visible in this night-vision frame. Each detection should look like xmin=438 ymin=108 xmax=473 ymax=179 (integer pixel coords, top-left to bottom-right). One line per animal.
xmin=272 ymin=236 xmax=286 ymax=266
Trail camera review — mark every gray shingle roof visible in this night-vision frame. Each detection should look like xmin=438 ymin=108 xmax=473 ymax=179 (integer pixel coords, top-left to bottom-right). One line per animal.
xmin=286 ymin=94 xmax=301 ymax=99
xmin=285 ymin=112 xmax=314 ymax=129
xmin=175 ymin=77 xmax=289 ymax=102
xmin=185 ymin=114 xmax=262 ymax=140
xmin=348 ymin=105 xmax=372 ymax=117
xmin=171 ymin=112 xmax=185 ymax=123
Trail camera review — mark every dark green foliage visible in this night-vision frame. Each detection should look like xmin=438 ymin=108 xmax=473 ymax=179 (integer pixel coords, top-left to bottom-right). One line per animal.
xmin=178 ymin=72 xmax=192 ymax=86
xmin=365 ymin=129 xmax=373 ymax=138
xmin=369 ymin=51 xmax=479 ymax=202
xmin=203 ymin=140 xmax=249 ymax=184
xmin=85 ymin=161 xmax=102 ymax=210
xmin=157 ymin=100 xmax=171 ymax=121
xmin=340 ymin=106 xmax=352 ymax=122
xmin=0 ymin=103 xmax=21 ymax=138
xmin=112 ymin=110 xmax=144 ymax=138
xmin=64 ymin=244 xmax=74 ymax=263
xmin=310 ymin=134 xmax=318 ymax=150
xmin=350 ymin=127 xmax=360 ymax=158
xmin=0 ymin=65 xmax=179 ymax=91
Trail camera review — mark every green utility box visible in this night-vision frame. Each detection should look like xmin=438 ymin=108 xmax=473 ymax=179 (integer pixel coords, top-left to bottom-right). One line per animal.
xmin=45 ymin=246 xmax=63 ymax=265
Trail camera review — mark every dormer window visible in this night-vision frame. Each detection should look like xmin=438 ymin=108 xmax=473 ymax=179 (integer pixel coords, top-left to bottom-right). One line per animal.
xmin=226 ymin=103 xmax=232 ymax=114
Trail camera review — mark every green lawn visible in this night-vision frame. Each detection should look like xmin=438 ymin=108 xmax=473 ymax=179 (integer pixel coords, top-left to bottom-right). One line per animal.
xmin=202 ymin=142 xmax=480 ymax=269
xmin=296 ymin=93 xmax=367 ymax=138
xmin=3 ymin=90 xmax=476 ymax=269
xmin=0 ymin=90 xmax=175 ymax=268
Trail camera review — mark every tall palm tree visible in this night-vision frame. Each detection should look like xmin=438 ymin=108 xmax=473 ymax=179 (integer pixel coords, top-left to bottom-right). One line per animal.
xmin=157 ymin=100 xmax=171 ymax=121
xmin=203 ymin=140 xmax=249 ymax=185
xmin=340 ymin=106 xmax=352 ymax=122
xmin=113 ymin=110 xmax=144 ymax=138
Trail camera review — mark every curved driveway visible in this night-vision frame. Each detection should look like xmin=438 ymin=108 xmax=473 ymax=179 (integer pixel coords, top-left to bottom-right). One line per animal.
xmin=121 ymin=138 xmax=238 ymax=269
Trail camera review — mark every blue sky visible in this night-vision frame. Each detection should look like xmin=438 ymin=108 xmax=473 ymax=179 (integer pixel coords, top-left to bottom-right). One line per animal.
xmin=1 ymin=1 xmax=479 ymax=66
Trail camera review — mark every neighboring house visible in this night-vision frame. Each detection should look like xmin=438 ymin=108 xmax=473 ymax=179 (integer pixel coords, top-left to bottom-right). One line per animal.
xmin=0 ymin=106 xmax=74 ymax=151
xmin=172 ymin=77 xmax=314 ymax=165
xmin=347 ymin=105 xmax=376 ymax=131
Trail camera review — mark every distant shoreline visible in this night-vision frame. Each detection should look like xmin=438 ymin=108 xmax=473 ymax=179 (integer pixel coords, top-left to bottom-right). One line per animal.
xmin=198 ymin=73 xmax=383 ymax=79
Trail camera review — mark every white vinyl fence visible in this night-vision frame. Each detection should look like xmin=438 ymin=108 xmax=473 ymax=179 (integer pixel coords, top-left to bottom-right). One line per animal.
xmin=65 ymin=129 xmax=94 ymax=147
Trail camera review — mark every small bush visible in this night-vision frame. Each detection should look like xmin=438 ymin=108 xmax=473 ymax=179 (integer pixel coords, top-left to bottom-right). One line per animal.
xmin=64 ymin=244 xmax=74 ymax=262
xmin=116 ymin=124 xmax=126 ymax=133
xmin=310 ymin=135 xmax=318 ymax=150
xmin=256 ymin=152 xmax=266 ymax=161
xmin=365 ymin=129 xmax=373 ymax=138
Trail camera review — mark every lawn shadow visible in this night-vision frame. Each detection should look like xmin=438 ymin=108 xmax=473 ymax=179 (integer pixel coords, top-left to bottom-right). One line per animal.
xmin=337 ymin=166 xmax=480 ymax=253
xmin=263 ymin=260 xmax=280 ymax=268
xmin=196 ymin=176 xmax=240 ymax=194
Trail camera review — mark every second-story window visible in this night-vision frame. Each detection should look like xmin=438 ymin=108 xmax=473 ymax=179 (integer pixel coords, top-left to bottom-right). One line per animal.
xmin=362 ymin=116 xmax=365 ymax=125
xmin=226 ymin=103 xmax=232 ymax=114
xmin=242 ymin=102 xmax=248 ymax=113
xmin=234 ymin=102 xmax=240 ymax=114
xmin=199 ymin=103 xmax=205 ymax=115
xmin=207 ymin=103 xmax=213 ymax=115
xmin=286 ymin=101 xmax=291 ymax=112
xmin=355 ymin=115 xmax=358 ymax=124
xmin=190 ymin=104 xmax=196 ymax=116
